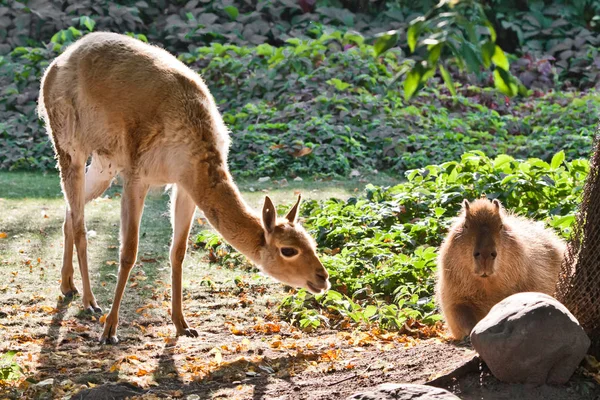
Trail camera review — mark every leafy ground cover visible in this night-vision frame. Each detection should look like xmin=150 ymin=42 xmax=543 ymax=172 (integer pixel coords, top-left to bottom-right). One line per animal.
xmin=2 ymin=1 xmax=600 ymax=175
xmin=1 ymin=171 xmax=599 ymax=399
xmin=2 ymin=31 xmax=600 ymax=175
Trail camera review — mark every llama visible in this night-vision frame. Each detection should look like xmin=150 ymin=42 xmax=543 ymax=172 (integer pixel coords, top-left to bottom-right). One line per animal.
xmin=38 ymin=32 xmax=330 ymax=344
xmin=436 ymin=198 xmax=565 ymax=339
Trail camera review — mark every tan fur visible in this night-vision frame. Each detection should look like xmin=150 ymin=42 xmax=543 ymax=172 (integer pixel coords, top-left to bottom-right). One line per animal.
xmin=38 ymin=32 xmax=330 ymax=344
xmin=436 ymin=198 xmax=566 ymax=339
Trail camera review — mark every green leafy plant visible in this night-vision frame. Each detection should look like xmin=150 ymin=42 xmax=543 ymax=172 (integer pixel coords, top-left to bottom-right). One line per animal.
xmin=375 ymin=0 xmax=521 ymax=99
xmin=0 ymin=351 xmax=23 ymax=381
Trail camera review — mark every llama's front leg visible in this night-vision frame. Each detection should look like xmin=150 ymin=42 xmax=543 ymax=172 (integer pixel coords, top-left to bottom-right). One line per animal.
xmin=170 ymin=186 xmax=198 ymax=337
xmin=58 ymin=153 xmax=103 ymax=313
xmin=100 ymin=179 xmax=148 ymax=344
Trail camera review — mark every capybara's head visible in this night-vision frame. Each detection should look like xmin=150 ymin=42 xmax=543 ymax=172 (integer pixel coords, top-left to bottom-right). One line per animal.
xmin=460 ymin=198 xmax=504 ymax=278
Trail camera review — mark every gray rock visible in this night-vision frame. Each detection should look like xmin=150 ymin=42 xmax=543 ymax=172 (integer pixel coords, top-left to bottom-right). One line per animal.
xmin=347 ymin=383 xmax=460 ymax=400
xmin=471 ymin=292 xmax=590 ymax=385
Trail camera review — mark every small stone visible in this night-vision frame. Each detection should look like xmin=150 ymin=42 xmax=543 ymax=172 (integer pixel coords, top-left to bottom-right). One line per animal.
xmin=258 ymin=177 xmax=270 ymax=183
xmin=471 ymin=292 xmax=590 ymax=385
xmin=36 ymin=378 xmax=55 ymax=387
xmin=350 ymin=169 xmax=360 ymax=178
xmin=60 ymin=378 xmax=74 ymax=387
xmin=293 ymin=176 xmax=303 ymax=182
xmin=347 ymin=383 xmax=460 ymax=400
xmin=187 ymin=395 xmax=201 ymax=400
xmin=278 ymin=178 xmax=288 ymax=187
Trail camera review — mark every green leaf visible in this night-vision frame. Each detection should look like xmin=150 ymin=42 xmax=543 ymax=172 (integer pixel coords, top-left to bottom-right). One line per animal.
xmin=460 ymin=43 xmax=481 ymax=74
xmin=493 ymin=68 xmax=518 ymax=97
xmin=493 ymin=154 xmax=514 ymax=169
xmin=364 ymin=305 xmax=378 ymax=319
xmin=374 ymin=30 xmax=399 ymax=56
xmin=481 ymin=41 xmax=495 ymax=69
xmin=343 ymin=31 xmax=364 ymax=46
xmin=550 ymin=215 xmax=575 ymax=229
xmin=551 ymin=151 xmax=565 ymax=169
xmin=404 ymin=65 xmax=422 ymax=100
xmin=485 ymin=20 xmax=497 ymax=42
xmin=1 ymin=351 xmax=16 ymax=362
xmin=223 ymin=5 xmax=239 ymax=20
xmin=79 ymin=16 xmax=95 ymax=32
xmin=438 ymin=64 xmax=456 ymax=97
xmin=407 ymin=19 xmax=424 ymax=53
xmin=427 ymin=42 xmax=443 ymax=65
xmin=327 ymin=78 xmax=351 ymax=91
xmin=491 ymin=45 xmax=509 ymax=71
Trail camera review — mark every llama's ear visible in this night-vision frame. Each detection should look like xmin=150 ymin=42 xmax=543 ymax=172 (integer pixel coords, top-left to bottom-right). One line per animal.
xmin=463 ymin=199 xmax=470 ymax=213
xmin=285 ymin=194 xmax=302 ymax=225
xmin=262 ymin=196 xmax=277 ymax=234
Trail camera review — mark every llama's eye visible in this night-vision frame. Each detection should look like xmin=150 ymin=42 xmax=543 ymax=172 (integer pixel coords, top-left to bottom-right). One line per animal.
xmin=499 ymin=224 xmax=504 ymax=231
xmin=280 ymin=247 xmax=298 ymax=257
xmin=463 ymin=224 xmax=469 ymax=229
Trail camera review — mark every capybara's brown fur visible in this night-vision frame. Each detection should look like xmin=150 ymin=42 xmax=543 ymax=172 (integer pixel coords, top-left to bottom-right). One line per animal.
xmin=436 ymin=198 xmax=566 ymax=339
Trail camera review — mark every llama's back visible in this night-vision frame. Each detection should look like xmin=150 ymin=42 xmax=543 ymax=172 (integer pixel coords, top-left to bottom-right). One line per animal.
xmin=39 ymin=32 xmax=231 ymax=181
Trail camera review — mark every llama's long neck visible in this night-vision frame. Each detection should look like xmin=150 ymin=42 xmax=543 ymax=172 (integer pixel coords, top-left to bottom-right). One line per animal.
xmin=185 ymin=169 xmax=265 ymax=264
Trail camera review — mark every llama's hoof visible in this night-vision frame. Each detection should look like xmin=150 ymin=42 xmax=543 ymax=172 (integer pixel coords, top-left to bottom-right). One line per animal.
xmin=99 ymin=335 xmax=119 ymax=345
xmin=85 ymin=305 xmax=103 ymax=314
xmin=181 ymin=328 xmax=199 ymax=338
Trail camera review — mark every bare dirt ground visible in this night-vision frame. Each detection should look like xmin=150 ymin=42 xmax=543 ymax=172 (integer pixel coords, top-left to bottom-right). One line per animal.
xmin=1 ymin=173 xmax=599 ymax=399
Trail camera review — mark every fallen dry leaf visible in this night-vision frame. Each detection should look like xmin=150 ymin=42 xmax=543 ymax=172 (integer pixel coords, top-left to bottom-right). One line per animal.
xmin=0 ymin=232 xmax=7 ymax=239
xmin=290 ymin=147 xmax=312 ymax=157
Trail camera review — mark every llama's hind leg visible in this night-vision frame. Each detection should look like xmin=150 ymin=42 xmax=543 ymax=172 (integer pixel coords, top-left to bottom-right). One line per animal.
xmin=55 ymin=146 xmax=102 ymax=313
xmin=61 ymin=156 xmax=116 ymax=301
xmin=170 ymin=185 xmax=198 ymax=337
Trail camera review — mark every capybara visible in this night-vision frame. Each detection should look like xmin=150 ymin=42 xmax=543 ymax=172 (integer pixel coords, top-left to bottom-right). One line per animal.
xmin=436 ymin=198 xmax=566 ymax=339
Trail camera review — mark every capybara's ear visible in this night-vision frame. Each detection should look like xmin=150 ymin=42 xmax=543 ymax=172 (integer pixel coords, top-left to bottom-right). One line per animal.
xmin=463 ymin=199 xmax=470 ymax=212
xmin=492 ymin=199 xmax=501 ymax=210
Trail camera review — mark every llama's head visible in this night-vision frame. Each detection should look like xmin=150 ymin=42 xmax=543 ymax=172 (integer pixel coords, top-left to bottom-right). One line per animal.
xmin=258 ymin=195 xmax=330 ymax=294
xmin=459 ymin=198 xmax=505 ymax=278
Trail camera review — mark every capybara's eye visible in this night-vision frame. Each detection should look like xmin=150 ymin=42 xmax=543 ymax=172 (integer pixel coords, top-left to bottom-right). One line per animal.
xmin=280 ymin=247 xmax=299 ymax=257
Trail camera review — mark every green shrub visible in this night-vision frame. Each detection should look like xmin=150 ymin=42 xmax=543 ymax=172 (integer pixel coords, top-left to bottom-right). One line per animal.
xmin=2 ymin=32 xmax=599 ymax=175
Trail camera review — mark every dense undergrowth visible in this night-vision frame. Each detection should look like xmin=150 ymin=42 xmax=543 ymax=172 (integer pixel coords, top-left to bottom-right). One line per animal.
xmin=1 ymin=33 xmax=599 ymax=175
xmin=2 ymin=1 xmax=600 ymax=175
xmin=197 ymin=151 xmax=589 ymax=330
